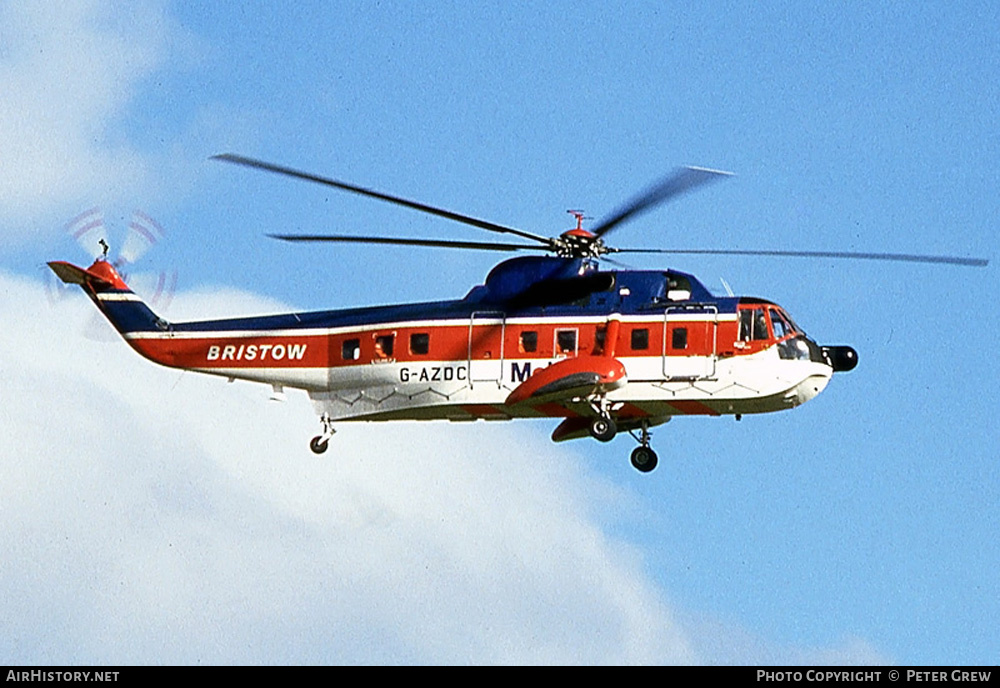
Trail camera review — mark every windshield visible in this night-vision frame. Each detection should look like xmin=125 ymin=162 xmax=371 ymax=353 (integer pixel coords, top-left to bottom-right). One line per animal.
xmin=777 ymin=307 xmax=806 ymax=336
xmin=769 ymin=307 xmax=793 ymax=339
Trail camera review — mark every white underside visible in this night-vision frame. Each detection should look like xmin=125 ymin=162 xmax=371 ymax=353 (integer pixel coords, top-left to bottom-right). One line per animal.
xmin=281 ymin=346 xmax=834 ymax=422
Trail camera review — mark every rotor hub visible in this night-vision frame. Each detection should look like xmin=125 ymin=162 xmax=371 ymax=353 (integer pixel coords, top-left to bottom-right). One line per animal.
xmin=554 ymin=228 xmax=608 ymax=258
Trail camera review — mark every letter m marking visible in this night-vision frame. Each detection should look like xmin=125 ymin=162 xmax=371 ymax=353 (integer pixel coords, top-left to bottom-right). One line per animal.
xmin=511 ymin=361 xmax=532 ymax=383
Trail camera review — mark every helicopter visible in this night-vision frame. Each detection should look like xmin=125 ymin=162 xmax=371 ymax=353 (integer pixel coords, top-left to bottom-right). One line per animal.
xmin=48 ymin=154 xmax=988 ymax=472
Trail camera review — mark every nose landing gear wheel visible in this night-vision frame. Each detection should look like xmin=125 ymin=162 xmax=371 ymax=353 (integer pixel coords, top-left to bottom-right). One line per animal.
xmin=630 ymin=446 xmax=658 ymax=472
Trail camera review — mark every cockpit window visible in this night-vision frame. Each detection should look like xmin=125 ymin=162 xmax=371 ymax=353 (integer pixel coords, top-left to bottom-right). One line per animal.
xmin=739 ymin=307 xmax=770 ymax=341
xmin=769 ymin=308 xmax=790 ymax=339
xmin=755 ymin=310 xmax=768 ymax=340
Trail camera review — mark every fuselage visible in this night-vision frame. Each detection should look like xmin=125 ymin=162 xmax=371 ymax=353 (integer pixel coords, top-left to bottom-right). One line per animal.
xmin=87 ymin=256 xmax=842 ymax=432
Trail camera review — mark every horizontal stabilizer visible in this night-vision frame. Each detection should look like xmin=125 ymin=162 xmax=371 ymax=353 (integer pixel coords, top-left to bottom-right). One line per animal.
xmin=47 ymin=260 xmax=129 ymax=291
xmin=48 ymin=261 xmax=102 ymax=285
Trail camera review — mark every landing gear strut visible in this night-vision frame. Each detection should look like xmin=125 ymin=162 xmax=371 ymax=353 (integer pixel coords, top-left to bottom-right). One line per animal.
xmin=628 ymin=422 xmax=658 ymax=473
xmin=586 ymin=396 xmax=660 ymax=472
xmin=310 ymin=413 xmax=336 ymax=455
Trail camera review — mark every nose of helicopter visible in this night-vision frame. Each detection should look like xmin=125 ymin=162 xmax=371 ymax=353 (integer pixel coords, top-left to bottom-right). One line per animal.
xmin=786 ymin=372 xmax=832 ymax=407
xmin=822 ymin=345 xmax=859 ymax=372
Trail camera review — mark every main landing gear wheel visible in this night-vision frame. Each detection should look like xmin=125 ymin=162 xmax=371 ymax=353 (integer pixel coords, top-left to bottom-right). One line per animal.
xmin=630 ymin=446 xmax=658 ymax=473
xmin=627 ymin=420 xmax=658 ymax=473
xmin=589 ymin=416 xmax=617 ymax=442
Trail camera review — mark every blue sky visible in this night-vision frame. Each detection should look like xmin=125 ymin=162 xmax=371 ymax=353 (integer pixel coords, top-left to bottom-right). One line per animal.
xmin=1 ymin=1 xmax=997 ymax=665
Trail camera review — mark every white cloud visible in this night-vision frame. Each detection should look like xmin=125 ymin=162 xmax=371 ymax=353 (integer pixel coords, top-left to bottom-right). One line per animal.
xmin=0 ymin=270 xmax=699 ymax=664
xmin=0 ymin=1 xmax=173 ymax=236
xmin=679 ymin=613 xmax=890 ymax=666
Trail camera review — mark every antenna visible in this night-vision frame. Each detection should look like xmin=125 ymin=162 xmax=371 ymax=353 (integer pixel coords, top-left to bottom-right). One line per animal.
xmin=566 ymin=210 xmax=588 ymax=232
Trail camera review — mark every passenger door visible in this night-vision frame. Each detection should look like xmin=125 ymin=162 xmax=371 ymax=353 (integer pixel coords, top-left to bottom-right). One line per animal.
xmin=662 ymin=305 xmax=718 ymax=379
xmin=468 ymin=311 xmax=505 ymax=388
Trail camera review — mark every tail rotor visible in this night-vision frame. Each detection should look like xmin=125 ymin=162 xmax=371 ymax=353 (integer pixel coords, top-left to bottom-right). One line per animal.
xmin=46 ymin=208 xmax=178 ymax=340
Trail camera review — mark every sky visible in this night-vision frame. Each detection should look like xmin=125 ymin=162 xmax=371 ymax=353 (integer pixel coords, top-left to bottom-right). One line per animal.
xmin=1 ymin=0 xmax=997 ymax=666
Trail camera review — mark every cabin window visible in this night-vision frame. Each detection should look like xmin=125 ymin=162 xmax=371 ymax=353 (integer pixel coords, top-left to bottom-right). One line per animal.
xmin=519 ymin=330 xmax=538 ymax=353
xmin=594 ymin=327 xmax=607 ymax=354
xmin=555 ymin=329 xmax=577 ymax=355
xmin=631 ymin=328 xmax=649 ymax=350
xmin=342 ymin=338 xmax=361 ymax=361
xmin=374 ymin=334 xmax=395 ymax=358
xmin=409 ymin=332 xmax=430 ymax=355
xmin=671 ymin=327 xmax=688 ymax=350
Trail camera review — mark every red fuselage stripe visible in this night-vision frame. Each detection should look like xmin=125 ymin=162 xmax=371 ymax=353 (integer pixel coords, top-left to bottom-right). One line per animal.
xmin=128 ymin=317 xmax=752 ymax=371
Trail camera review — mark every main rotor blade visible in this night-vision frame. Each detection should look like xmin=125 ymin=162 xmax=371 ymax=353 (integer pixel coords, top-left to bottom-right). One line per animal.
xmin=268 ymin=233 xmax=551 ymax=253
xmin=612 ymin=247 xmax=989 ymax=267
xmin=591 ymin=166 xmax=733 ymax=239
xmin=214 ymin=153 xmax=555 ymax=247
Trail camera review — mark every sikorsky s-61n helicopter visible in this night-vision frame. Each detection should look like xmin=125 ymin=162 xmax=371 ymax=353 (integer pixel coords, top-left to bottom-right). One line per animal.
xmin=48 ymin=155 xmax=988 ymax=472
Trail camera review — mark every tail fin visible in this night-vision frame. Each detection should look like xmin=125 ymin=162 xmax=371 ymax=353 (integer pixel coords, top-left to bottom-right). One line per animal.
xmin=47 ymin=259 xmax=169 ymax=336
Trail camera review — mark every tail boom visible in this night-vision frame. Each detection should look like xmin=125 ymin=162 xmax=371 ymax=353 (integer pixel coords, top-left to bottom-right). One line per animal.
xmin=48 ymin=259 xmax=328 ymax=390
